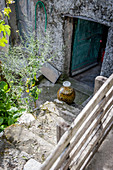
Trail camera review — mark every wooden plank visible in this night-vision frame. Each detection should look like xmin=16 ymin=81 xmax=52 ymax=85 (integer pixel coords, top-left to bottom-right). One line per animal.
xmin=50 ymin=106 xmax=103 ymax=169
xmin=52 ymin=113 xmax=102 ymax=170
xmin=41 ymin=62 xmax=61 ymax=83
xmin=70 ymin=129 xmax=101 ymax=170
xmin=81 ymin=121 xmax=113 ymax=170
xmin=41 ymin=74 xmax=113 ymax=170
xmin=103 ymin=95 xmax=113 ymax=113
xmin=59 ymin=91 xmax=113 ymax=170
xmin=70 ymin=106 xmax=112 ymax=169
xmin=70 ymin=108 xmax=113 ymax=170
xmin=62 ymin=92 xmax=112 ymax=169
xmin=63 ymin=120 xmax=101 ymax=170
xmin=63 ymin=100 xmax=113 ymax=170
xmin=94 ymin=76 xmax=107 ymax=94
xmin=102 ymin=99 xmax=113 ymax=124
xmin=82 ymin=110 xmax=113 ymax=170
xmin=49 ymin=90 xmax=113 ymax=170
xmin=57 ymin=124 xmax=69 ymax=143
xmin=69 ymin=106 xmax=113 ymax=170
xmin=99 ymin=107 xmax=113 ymax=141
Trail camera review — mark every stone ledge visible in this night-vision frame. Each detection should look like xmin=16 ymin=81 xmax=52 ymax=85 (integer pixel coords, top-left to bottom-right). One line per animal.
xmin=24 ymin=159 xmax=42 ymax=170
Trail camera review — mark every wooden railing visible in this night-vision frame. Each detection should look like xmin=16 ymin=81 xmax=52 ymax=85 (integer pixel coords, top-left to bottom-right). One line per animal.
xmin=40 ymin=74 xmax=113 ymax=170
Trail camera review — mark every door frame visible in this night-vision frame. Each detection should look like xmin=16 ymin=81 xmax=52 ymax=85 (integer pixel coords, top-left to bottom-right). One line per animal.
xmin=63 ymin=15 xmax=108 ymax=77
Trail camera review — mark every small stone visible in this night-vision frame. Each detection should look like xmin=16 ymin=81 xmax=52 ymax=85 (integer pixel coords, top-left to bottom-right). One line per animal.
xmin=24 ymin=159 xmax=42 ymax=170
xmin=18 ymin=112 xmax=35 ymax=125
xmin=0 ymin=131 xmax=4 ymax=137
xmin=54 ymin=98 xmax=63 ymax=104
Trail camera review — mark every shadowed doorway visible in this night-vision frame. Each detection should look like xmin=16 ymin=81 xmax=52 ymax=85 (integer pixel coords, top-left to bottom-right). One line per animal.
xmin=71 ymin=18 xmax=108 ymax=87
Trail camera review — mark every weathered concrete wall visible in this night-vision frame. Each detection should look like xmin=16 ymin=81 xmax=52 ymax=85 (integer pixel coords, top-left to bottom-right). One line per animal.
xmin=9 ymin=4 xmax=18 ymax=45
xmin=15 ymin=0 xmax=35 ymax=37
xmin=1 ymin=0 xmax=113 ymax=77
xmin=100 ymin=25 xmax=113 ymax=77
xmin=33 ymin=0 xmax=113 ymax=76
xmin=49 ymin=0 xmax=113 ymax=76
xmin=0 ymin=1 xmax=5 ymax=10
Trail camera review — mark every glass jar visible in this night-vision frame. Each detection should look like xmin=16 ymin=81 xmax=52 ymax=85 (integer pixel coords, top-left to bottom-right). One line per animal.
xmin=57 ymin=81 xmax=75 ymax=104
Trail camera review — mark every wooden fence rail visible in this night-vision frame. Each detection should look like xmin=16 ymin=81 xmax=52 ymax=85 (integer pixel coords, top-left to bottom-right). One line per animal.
xmin=40 ymin=74 xmax=113 ymax=170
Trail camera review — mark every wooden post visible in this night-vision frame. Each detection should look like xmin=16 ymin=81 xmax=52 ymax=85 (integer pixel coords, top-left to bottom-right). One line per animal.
xmin=57 ymin=125 xmax=66 ymax=143
xmin=94 ymin=76 xmax=107 ymax=94
xmin=57 ymin=120 xmax=70 ymax=143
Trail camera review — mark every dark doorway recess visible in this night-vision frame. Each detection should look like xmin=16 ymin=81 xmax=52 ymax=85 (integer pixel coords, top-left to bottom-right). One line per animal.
xmin=71 ymin=18 xmax=108 ymax=88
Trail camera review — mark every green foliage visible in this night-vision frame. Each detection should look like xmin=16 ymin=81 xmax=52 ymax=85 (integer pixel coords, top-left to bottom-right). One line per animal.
xmin=1 ymin=31 xmax=56 ymax=111
xmin=3 ymin=7 xmax=11 ymax=17
xmin=0 ymin=0 xmax=14 ymax=47
xmin=0 ymin=20 xmax=11 ymax=47
xmin=26 ymin=77 xmax=41 ymax=107
xmin=0 ymin=81 xmax=23 ymax=132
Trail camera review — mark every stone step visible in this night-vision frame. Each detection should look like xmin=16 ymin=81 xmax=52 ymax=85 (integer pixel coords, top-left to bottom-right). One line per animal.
xmin=67 ymin=77 xmax=93 ymax=96
xmin=37 ymin=77 xmax=93 ymax=108
xmin=29 ymin=100 xmax=81 ymax=145
xmin=4 ymin=124 xmax=54 ymax=163
xmin=24 ymin=159 xmax=42 ymax=170
xmin=1 ymin=100 xmax=82 ymax=169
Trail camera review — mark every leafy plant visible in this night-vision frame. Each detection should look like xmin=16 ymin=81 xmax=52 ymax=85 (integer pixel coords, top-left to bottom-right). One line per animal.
xmin=26 ymin=77 xmax=41 ymax=108
xmin=0 ymin=0 xmax=14 ymax=47
xmin=1 ymin=31 xmax=56 ymax=111
xmin=0 ymin=81 xmax=23 ymax=132
xmin=0 ymin=20 xmax=10 ymax=47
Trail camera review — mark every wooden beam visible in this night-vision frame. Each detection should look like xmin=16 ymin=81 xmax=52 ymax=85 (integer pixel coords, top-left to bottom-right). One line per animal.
xmin=94 ymin=76 xmax=107 ymax=94
xmin=62 ymin=92 xmax=113 ymax=170
xmin=70 ymin=108 xmax=113 ymax=170
xmin=56 ymin=121 xmax=69 ymax=143
xmin=41 ymin=74 xmax=113 ymax=170
xmin=50 ymin=88 xmax=113 ymax=170
xmin=81 ymin=121 xmax=113 ymax=170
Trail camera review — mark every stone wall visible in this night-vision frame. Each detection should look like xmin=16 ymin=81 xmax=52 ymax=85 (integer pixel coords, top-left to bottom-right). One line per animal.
xmin=1 ymin=0 xmax=113 ymax=77
xmin=0 ymin=1 xmax=5 ymax=12
xmin=45 ymin=0 xmax=113 ymax=76
xmin=100 ymin=25 xmax=113 ymax=77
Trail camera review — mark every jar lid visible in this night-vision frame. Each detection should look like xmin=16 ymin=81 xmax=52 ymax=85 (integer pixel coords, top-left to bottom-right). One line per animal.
xmin=63 ymin=81 xmax=71 ymax=87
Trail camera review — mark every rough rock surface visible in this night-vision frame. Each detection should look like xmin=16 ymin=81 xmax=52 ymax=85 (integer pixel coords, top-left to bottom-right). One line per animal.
xmin=0 ymin=101 xmax=81 ymax=170
xmin=30 ymin=101 xmax=81 ymax=145
xmin=101 ymin=25 xmax=113 ymax=77
xmin=24 ymin=158 xmax=42 ymax=170
xmin=10 ymin=0 xmax=113 ymax=76
xmin=18 ymin=112 xmax=35 ymax=125
xmin=1 ymin=0 xmax=113 ymax=76
xmin=0 ymin=137 xmax=32 ymax=170
xmin=4 ymin=124 xmax=54 ymax=163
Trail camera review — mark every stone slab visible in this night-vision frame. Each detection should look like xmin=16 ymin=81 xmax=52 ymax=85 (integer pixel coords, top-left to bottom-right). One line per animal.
xmin=41 ymin=62 xmax=61 ymax=83
xmin=24 ymin=159 xmax=42 ymax=170
xmin=4 ymin=124 xmax=54 ymax=163
xmin=0 ymin=137 xmax=32 ymax=170
xmin=68 ymin=77 xmax=93 ymax=96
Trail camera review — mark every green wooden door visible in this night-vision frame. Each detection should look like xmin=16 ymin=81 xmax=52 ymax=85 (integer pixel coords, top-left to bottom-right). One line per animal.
xmin=71 ymin=19 xmax=104 ymax=75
